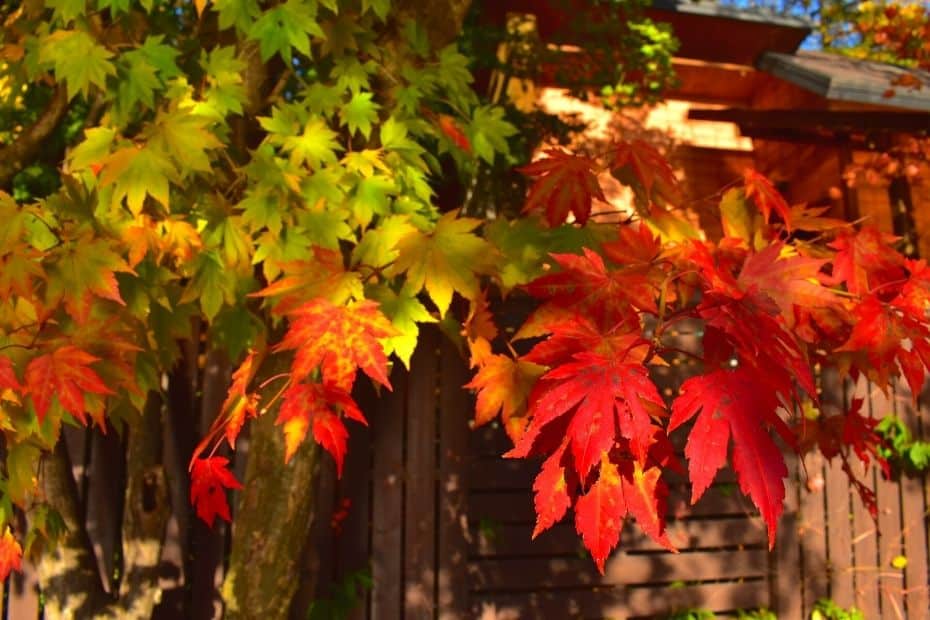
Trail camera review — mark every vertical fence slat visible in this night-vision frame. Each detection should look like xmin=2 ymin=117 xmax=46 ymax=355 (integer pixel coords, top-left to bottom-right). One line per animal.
xmin=872 ymin=386 xmax=905 ymax=618
xmin=774 ymin=451 xmax=803 ymax=618
xmin=799 ymin=449 xmax=830 ymax=613
xmin=824 ymin=370 xmax=855 ymax=607
xmin=339 ymin=388 xmax=375 ymax=620
xmin=437 ymin=337 xmax=471 ymax=620
xmin=898 ymin=382 xmax=930 ymax=617
xmin=851 ymin=382 xmax=881 ymax=618
xmin=404 ymin=328 xmax=438 ymax=619
xmin=370 ymin=363 xmax=407 ymax=620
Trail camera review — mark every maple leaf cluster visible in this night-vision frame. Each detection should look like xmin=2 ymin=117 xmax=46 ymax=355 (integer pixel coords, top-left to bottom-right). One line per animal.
xmin=463 ymin=146 xmax=930 ymax=572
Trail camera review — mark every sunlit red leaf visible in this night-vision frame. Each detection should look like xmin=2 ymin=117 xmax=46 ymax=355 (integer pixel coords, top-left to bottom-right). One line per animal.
xmin=574 ymin=456 xmax=625 ymax=574
xmin=519 ymin=149 xmax=605 ymax=226
xmin=601 ymin=223 xmax=661 ymax=266
xmin=621 ymin=461 xmax=673 ymax=551
xmin=190 ymin=456 xmax=243 ymax=527
xmin=276 ymin=381 xmax=365 ymax=474
xmin=829 ymin=227 xmax=906 ymax=296
xmin=510 ymin=351 xmax=664 ymax=476
xmin=531 ymin=440 xmax=574 ymax=538
xmin=24 ymin=346 xmax=114 ymax=424
xmin=743 ymin=169 xmax=792 ymax=230
xmin=526 ymin=248 xmax=657 ymax=326
xmin=670 ymin=368 xmax=792 ymax=548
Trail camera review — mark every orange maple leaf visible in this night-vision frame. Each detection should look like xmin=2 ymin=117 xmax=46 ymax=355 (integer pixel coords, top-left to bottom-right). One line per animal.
xmin=223 ymin=349 xmax=261 ymax=449
xmin=24 ymin=345 xmax=113 ymax=424
xmin=465 ymin=353 xmax=543 ymax=442
xmin=0 ymin=527 xmax=22 ymax=582
xmin=275 ymin=298 xmax=397 ymax=391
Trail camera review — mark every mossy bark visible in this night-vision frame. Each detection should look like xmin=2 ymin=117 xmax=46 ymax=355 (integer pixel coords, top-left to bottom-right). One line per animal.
xmin=220 ymin=410 xmax=320 ymax=620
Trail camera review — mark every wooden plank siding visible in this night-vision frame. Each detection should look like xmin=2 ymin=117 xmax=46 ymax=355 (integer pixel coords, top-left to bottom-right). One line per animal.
xmin=5 ymin=330 xmax=930 ymax=619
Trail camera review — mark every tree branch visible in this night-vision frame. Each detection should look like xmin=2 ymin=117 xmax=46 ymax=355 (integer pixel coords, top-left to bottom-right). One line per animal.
xmin=0 ymin=84 xmax=69 ymax=189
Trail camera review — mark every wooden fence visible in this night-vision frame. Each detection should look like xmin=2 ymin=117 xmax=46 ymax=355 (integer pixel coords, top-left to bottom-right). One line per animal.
xmin=3 ymin=325 xmax=929 ymax=619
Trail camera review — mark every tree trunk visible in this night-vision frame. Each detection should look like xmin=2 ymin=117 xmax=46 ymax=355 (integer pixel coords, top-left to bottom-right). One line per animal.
xmin=221 ymin=410 xmax=320 ymax=619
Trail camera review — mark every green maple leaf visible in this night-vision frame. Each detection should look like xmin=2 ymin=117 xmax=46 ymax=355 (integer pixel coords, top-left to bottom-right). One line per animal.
xmin=240 ymin=189 xmax=285 ymax=236
xmin=197 ymin=45 xmax=248 ymax=117
xmin=331 ymin=57 xmax=375 ymax=93
xmin=149 ymin=109 xmax=222 ymax=174
xmin=351 ymin=215 xmax=416 ymax=269
xmin=45 ymin=0 xmax=85 ymax=24
xmin=214 ymin=0 xmax=261 ymax=32
xmin=249 ymin=0 xmax=324 ymax=62
xmin=340 ymin=92 xmax=380 ymax=139
xmin=469 ymin=105 xmax=517 ymax=164
xmin=387 ymin=211 xmax=498 ymax=316
xmin=114 ymin=52 xmax=161 ymax=119
xmin=282 ymin=118 xmax=342 ymax=169
xmin=45 ymin=235 xmax=130 ymax=320
xmin=68 ymin=127 xmax=116 ymax=171
xmin=298 ymin=203 xmax=354 ymax=249
xmin=137 ymin=36 xmax=182 ymax=80
xmin=368 ymin=284 xmax=436 ymax=369
xmin=99 ymin=146 xmax=175 ymax=214
xmin=39 ymin=30 xmax=116 ymax=101
xmin=96 ymin=0 xmax=132 ymax=13
xmin=181 ymin=250 xmax=238 ymax=321
xmin=303 ymin=83 xmax=343 ymax=117
xmin=349 ymin=175 xmax=396 ymax=229
xmin=361 ymin=0 xmax=391 ymax=20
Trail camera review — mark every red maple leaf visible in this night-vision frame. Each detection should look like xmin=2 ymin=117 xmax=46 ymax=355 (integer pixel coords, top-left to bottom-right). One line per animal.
xmin=531 ymin=439 xmax=575 ymax=538
xmin=275 ymin=298 xmax=396 ymax=391
xmin=737 ymin=242 xmax=836 ymax=319
xmin=526 ymin=249 xmax=657 ymax=327
xmin=610 ymin=140 xmax=680 ymax=207
xmin=509 ymin=351 xmax=665 ymax=476
xmin=0 ymin=356 xmax=21 ymax=393
xmin=829 ymin=227 xmax=906 ymax=297
xmin=698 ymin=292 xmax=815 ymax=401
xmin=437 ymin=114 xmax=471 ymax=152
xmin=519 ymin=149 xmax=606 ymax=226
xmin=743 ymin=169 xmax=792 ymax=230
xmin=575 ymin=456 xmax=625 ymax=574
xmin=277 ymin=381 xmax=365 ymax=474
xmin=601 ymin=223 xmax=662 ymax=266
xmin=190 ymin=456 xmax=243 ymax=527
xmin=24 ymin=345 xmax=114 ymax=424
xmin=0 ymin=527 xmax=22 ymax=583
xmin=670 ymin=368 xmax=794 ymax=548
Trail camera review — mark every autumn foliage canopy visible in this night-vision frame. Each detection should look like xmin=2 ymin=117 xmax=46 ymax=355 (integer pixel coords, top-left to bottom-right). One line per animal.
xmin=0 ymin=0 xmax=928 ymax=586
